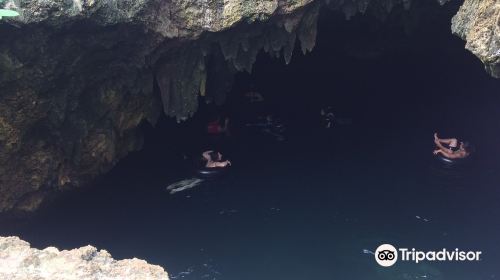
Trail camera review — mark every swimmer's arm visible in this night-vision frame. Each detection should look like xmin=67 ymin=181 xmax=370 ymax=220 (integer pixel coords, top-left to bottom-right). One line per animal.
xmin=454 ymin=151 xmax=468 ymax=159
xmin=444 ymin=152 xmax=462 ymax=159
xmin=202 ymin=151 xmax=213 ymax=160
xmin=434 ymin=141 xmax=452 ymax=153
xmin=438 ymin=138 xmax=458 ymax=144
xmin=213 ymin=160 xmax=231 ymax=167
xmin=434 ymin=149 xmax=445 ymax=155
xmin=212 ymin=162 xmax=224 ymax=167
xmin=436 ymin=149 xmax=461 ymax=159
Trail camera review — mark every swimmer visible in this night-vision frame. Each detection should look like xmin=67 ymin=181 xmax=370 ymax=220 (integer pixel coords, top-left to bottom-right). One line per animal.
xmin=320 ymin=106 xmax=336 ymax=128
xmin=433 ymin=133 xmax=471 ymax=159
xmin=244 ymin=91 xmax=264 ymax=103
xmin=202 ymin=151 xmax=231 ymax=168
xmin=207 ymin=117 xmax=230 ymax=135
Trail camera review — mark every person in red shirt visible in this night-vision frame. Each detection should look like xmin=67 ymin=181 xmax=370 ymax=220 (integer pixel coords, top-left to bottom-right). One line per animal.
xmin=207 ymin=117 xmax=230 ymax=135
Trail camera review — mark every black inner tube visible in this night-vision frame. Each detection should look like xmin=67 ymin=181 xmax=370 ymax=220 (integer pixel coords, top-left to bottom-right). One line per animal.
xmin=437 ymin=155 xmax=457 ymax=164
xmin=195 ymin=166 xmax=228 ymax=178
xmin=436 ymin=154 xmax=469 ymax=166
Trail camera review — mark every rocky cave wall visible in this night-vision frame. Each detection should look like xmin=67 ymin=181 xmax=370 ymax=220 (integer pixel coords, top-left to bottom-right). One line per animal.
xmin=0 ymin=236 xmax=170 ymax=279
xmin=0 ymin=0 xmax=497 ymax=213
xmin=0 ymin=0 xmax=318 ymax=213
xmin=451 ymin=0 xmax=500 ymax=78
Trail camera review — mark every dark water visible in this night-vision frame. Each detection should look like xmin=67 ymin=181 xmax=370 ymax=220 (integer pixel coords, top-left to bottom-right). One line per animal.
xmin=1 ymin=3 xmax=500 ymax=280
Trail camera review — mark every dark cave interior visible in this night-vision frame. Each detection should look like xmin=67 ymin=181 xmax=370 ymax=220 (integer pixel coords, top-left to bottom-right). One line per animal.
xmin=134 ymin=0 xmax=499 ymax=171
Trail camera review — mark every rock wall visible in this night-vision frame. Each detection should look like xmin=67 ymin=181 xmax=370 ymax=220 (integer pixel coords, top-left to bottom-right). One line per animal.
xmin=0 ymin=0 xmax=319 ymax=212
xmin=452 ymin=0 xmax=500 ymax=78
xmin=0 ymin=0 xmax=490 ymax=213
xmin=0 ymin=236 xmax=169 ymax=280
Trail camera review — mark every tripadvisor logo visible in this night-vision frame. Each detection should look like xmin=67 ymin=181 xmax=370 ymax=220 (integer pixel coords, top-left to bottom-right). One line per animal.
xmin=375 ymin=244 xmax=398 ymax=267
xmin=374 ymin=244 xmax=482 ymax=267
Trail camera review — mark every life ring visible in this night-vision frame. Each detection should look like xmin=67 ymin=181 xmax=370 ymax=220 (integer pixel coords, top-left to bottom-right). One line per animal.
xmin=195 ymin=166 xmax=228 ymax=179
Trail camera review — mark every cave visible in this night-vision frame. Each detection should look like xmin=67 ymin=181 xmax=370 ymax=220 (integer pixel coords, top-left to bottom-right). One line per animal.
xmin=1 ymin=0 xmax=500 ymax=279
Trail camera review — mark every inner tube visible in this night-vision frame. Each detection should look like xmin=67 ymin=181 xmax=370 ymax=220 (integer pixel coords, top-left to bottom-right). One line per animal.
xmin=195 ymin=166 xmax=228 ymax=179
xmin=436 ymin=154 xmax=467 ymax=166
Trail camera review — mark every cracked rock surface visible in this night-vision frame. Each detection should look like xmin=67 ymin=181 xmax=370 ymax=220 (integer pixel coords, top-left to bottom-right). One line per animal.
xmin=0 ymin=236 xmax=169 ymax=280
xmin=452 ymin=0 xmax=500 ymax=78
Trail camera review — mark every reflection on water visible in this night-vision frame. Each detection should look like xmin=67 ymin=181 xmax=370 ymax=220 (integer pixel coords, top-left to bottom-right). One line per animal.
xmin=167 ymin=178 xmax=205 ymax=194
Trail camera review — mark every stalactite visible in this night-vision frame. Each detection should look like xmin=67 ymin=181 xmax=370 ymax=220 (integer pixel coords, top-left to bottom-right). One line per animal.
xmin=298 ymin=3 xmax=319 ymax=54
xmin=283 ymin=33 xmax=296 ymax=65
xmin=151 ymin=0 xmax=457 ymax=122
xmin=152 ymin=2 xmax=324 ymax=121
xmin=156 ymin=45 xmax=206 ymax=121
xmin=326 ymin=0 xmax=451 ymax=20
xmin=205 ymin=45 xmax=236 ymax=105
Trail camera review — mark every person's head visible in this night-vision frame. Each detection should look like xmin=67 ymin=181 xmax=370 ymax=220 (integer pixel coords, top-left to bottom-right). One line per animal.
xmin=459 ymin=141 xmax=472 ymax=155
xmin=449 ymin=140 xmax=458 ymax=148
xmin=209 ymin=151 xmax=222 ymax=161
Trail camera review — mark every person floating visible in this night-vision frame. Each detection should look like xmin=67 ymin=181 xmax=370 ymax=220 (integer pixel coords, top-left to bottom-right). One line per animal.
xmin=244 ymin=91 xmax=264 ymax=103
xmin=202 ymin=150 xmax=231 ymax=168
xmin=207 ymin=116 xmax=230 ymax=136
xmin=246 ymin=114 xmax=286 ymax=141
xmin=320 ymin=106 xmax=336 ymax=128
xmin=433 ymin=133 xmax=471 ymax=159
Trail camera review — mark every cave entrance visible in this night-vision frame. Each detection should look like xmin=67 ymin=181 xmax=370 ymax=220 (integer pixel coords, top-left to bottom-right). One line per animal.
xmin=4 ymin=1 xmax=499 ymax=280
xmin=140 ymin=0 xmax=499 ymax=167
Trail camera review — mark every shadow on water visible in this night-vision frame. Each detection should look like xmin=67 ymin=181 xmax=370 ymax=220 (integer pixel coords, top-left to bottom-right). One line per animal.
xmin=2 ymin=2 xmax=500 ymax=280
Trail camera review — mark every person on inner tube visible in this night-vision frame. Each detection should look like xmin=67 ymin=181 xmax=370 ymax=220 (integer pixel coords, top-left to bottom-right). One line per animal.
xmin=320 ymin=106 xmax=336 ymax=128
xmin=202 ymin=151 xmax=231 ymax=168
xmin=433 ymin=133 xmax=471 ymax=159
xmin=245 ymin=91 xmax=264 ymax=103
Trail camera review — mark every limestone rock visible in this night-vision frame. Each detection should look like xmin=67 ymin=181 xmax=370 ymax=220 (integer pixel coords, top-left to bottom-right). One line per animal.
xmin=0 ymin=0 xmax=321 ymax=213
xmin=452 ymin=0 xmax=500 ymax=78
xmin=0 ymin=236 xmax=170 ymax=280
